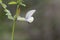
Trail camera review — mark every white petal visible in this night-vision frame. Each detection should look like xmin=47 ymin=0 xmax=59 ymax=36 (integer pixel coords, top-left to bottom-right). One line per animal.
xmin=25 ymin=10 xmax=36 ymax=19
xmin=26 ymin=17 xmax=34 ymax=23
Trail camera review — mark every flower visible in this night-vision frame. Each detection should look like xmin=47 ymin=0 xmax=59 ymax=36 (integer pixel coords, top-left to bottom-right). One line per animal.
xmin=17 ymin=10 xmax=36 ymax=23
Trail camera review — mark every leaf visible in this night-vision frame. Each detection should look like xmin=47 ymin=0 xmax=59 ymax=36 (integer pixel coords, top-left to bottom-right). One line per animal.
xmin=4 ymin=9 xmax=14 ymax=20
xmin=20 ymin=3 xmax=26 ymax=7
xmin=1 ymin=3 xmax=7 ymax=8
xmin=8 ymin=15 xmax=14 ymax=20
xmin=8 ymin=1 xmax=17 ymax=5
xmin=4 ymin=9 xmax=11 ymax=15
xmin=0 ymin=0 xmax=2 ymax=3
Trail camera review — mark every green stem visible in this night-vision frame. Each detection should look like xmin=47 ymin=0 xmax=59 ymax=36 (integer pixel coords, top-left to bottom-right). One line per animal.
xmin=11 ymin=19 xmax=16 ymax=40
xmin=11 ymin=5 xmax=20 ymax=40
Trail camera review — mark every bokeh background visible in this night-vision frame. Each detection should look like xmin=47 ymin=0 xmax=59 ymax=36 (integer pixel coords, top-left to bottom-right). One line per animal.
xmin=0 ymin=0 xmax=60 ymax=40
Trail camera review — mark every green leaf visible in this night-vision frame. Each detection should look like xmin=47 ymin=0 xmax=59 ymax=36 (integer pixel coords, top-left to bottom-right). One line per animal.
xmin=8 ymin=1 xmax=17 ymax=5
xmin=20 ymin=3 xmax=26 ymax=7
xmin=1 ymin=3 xmax=7 ymax=8
xmin=4 ymin=9 xmax=14 ymax=20
xmin=0 ymin=0 xmax=2 ymax=3
xmin=8 ymin=15 xmax=14 ymax=20
xmin=4 ymin=9 xmax=11 ymax=15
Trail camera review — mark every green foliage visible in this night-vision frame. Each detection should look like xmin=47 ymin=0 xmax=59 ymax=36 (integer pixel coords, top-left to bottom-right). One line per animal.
xmin=8 ymin=0 xmax=26 ymax=7
xmin=20 ymin=2 xmax=26 ymax=7
xmin=0 ymin=0 xmax=2 ymax=3
xmin=0 ymin=0 xmax=26 ymax=21
xmin=0 ymin=3 xmax=7 ymax=8
xmin=8 ymin=1 xmax=17 ymax=5
xmin=0 ymin=2 xmax=14 ymax=20
xmin=0 ymin=0 xmax=26 ymax=40
xmin=4 ymin=9 xmax=14 ymax=20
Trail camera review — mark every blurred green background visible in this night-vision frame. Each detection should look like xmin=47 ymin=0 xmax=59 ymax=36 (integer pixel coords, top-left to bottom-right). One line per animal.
xmin=0 ymin=0 xmax=60 ymax=40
